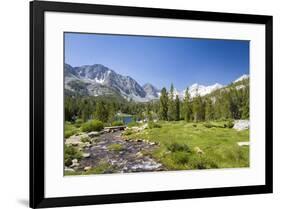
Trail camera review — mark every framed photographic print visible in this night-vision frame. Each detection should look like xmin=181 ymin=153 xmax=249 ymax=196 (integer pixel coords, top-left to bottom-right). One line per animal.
xmin=30 ymin=0 xmax=273 ymax=208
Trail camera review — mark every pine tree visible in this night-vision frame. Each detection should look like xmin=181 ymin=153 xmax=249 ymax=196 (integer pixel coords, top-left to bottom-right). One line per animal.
xmin=159 ymin=87 xmax=169 ymax=120
xmin=192 ymin=94 xmax=204 ymax=122
xmin=81 ymin=99 xmax=91 ymax=122
xmin=168 ymin=83 xmax=176 ymax=121
xmin=222 ymin=93 xmax=232 ymax=119
xmin=241 ymin=87 xmax=249 ymax=119
xmin=175 ymin=95 xmax=180 ymax=121
xmin=182 ymin=88 xmax=192 ymax=122
xmin=205 ymin=97 xmax=214 ymax=121
xmin=94 ymin=101 xmax=108 ymax=122
xmin=146 ymin=103 xmax=153 ymax=121
xmin=107 ymin=103 xmax=116 ymax=124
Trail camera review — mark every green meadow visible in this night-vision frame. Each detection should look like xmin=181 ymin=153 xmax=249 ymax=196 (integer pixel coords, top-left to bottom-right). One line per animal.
xmin=123 ymin=120 xmax=249 ymax=170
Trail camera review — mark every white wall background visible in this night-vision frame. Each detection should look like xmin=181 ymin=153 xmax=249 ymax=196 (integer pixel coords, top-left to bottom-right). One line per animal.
xmin=0 ymin=0 xmax=280 ymax=208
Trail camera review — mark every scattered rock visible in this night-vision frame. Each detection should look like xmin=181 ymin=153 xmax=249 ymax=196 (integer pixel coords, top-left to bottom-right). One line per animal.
xmin=84 ymin=166 xmax=92 ymax=171
xmin=82 ymin=153 xmax=91 ymax=158
xmin=70 ymin=162 xmax=79 ymax=168
xmin=65 ymin=135 xmax=83 ymax=146
xmin=194 ymin=146 xmax=204 ymax=155
xmin=136 ymin=151 xmax=143 ymax=158
xmin=75 ymin=131 xmax=165 ymax=173
xmin=164 ymin=151 xmax=171 ymax=155
xmin=130 ymin=159 xmax=162 ymax=171
xmin=64 ymin=167 xmax=75 ymax=172
xmin=82 ymin=142 xmax=91 ymax=148
xmin=72 ymin=159 xmax=78 ymax=164
xmin=237 ymin=142 xmax=250 ymax=146
xmin=104 ymin=129 xmax=111 ymax=133
xmin=88 ymin=131 xmax=100 ymax=137
xmin=233 ymin=120 xmax=249 ymax=131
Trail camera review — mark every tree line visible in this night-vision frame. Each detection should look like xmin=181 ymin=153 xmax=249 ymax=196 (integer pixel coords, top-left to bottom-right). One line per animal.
xmin=65 ymin=80 xmax=249 ymax=124
xmin=159 ymin=81 xmax=249 ymax=122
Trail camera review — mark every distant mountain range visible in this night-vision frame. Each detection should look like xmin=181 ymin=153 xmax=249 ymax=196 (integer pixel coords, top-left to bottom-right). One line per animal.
xmin=65 ymin=63 xmax=249 ymax=102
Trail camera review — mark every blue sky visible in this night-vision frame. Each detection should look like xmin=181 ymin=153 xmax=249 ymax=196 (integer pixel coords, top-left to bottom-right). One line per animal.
xmin=65 ymin=32 xmax=249 ymax=91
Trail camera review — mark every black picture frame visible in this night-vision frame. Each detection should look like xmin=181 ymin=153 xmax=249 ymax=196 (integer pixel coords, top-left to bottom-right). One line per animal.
xmin=30 ymin=1 xmax=273 ymax=208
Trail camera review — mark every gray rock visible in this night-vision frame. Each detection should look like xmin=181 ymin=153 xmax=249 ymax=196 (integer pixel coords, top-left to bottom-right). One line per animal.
xmin=88 ymin=131 xmax=100 ymax=137
xmin=64 ymin=167 xmax=75 ymax=172
xmin=72 ymin=159 xmax=78 ymax=164
xmin=82 ymin=153 xmax=90 ymax=158
xmin=82 ymin=142 xmax=91 ymax=148
xmin=65 ymin=136 xmax=82 ymax=146
xmin=70 ymin=162 xmax=79 ymax=168
xmin=237 ymin=142 xmax=250 ymax=146
xmin=84 ymin=166 xmax=92 ymax=171
xmin=233 ymin=120 xmax=249 ymax=131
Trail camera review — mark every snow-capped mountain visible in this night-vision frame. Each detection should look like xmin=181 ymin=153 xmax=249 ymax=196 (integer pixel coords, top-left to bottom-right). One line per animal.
xmin=234 ymin=74 xmax=249 ymax=83
xmin=65 ymin=64 xmax=147 ymax=102
xmin=143 ymin=83 xmax=160 ymax=100
xmin=188 ymin=83 xmax=224 ymax=98
xmin=65 ymin=63 xmax=247 ymax=102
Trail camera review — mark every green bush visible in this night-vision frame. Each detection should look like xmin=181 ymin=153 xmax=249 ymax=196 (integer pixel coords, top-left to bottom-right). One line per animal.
xmin=74 ymin=118 xmax=84 ymax=128
xmin=81 ymin=120 xmax=104 ymax=132
xmin=108 ymin=143 xmax=123 ymax=152
xmin=65 ymin=122 xmax=79 ymax=138
xmin=112 ymin=121 xmax=124 ymax=126
xmin=148 ymin=121 xmax=162 ymax=129
xmin=172 ymin=151 xmax=190 ymax=165
xmin=80 ymin=136 xmax=91 ymax=143
xmin=189 ymin=155 xmax=218 ymax=169
xmin=127 ymin=121 xmax=139 ymax=127
xmin=84 ymin=162 xmax=112 ymax=175
xmin=167 ymin=142 xmax=191 ymax=153
xmin=226 ymin=120 xmax=234 ymax=128
xmin=122 ymin=129 xmax=133 ymax=136
xmin=203 ymin=122 xmax=213 ymax=128
xmin=64 ymin=145 xmax=82 ymax=166
xmin=65 ymin=129 xmax=77 ymax=138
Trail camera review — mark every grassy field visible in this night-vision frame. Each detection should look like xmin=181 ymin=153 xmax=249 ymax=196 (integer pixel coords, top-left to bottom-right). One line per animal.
xmin=123 ymin=120 xmax=249 ymax=170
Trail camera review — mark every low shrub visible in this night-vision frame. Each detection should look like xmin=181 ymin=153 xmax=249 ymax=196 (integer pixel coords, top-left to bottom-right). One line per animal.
xmin=203 ymin=122 xmax=232 ymax=129
xmin=64 ymin=145 xmax=82 ymax=166
xmin=80 ymin=136 xmax=91 ymax=143
xmin=65 ymin=122 xmax=79 ymax=138
xmin=203 ymin=122 xmax=213 ymax=128
xmin=189 ymin=155 xmax=218 ymax=169
xmin=111 ymin=121 xmax=124 ymax=126
xmin=167 ymin=142 xmax=191 ymax=153
xmin=65 ymin=129 xmax=77 ymax=138
xmin=148 ymin=121 xmax=162 ymax=129
xmin=108 ymin=143 xmax=123 ymax=152
xmin=127 ymin=121 xmax=139 ymax=127
xmin=74 ymin=118 xmax=84 ymax=128
xmin=172 ymin=151 xmax=190 ymax=165
xmin=84 ymin=162 xmax=112 ymax=175
xmin=226 ymin=120 xmax=234 ymax=128
xmin=122 ymin=129 xmax=133 ymax=136
xmin=81 ymin=120 xmax=104 ymax=132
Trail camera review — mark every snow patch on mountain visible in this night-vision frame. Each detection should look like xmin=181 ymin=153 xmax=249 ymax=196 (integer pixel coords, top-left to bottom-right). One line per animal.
xmin=188 ymin=83 xmax=224 ymax=98
xmin=143 ymin=83 xmax=160 ymax=100
xmin=234 ymin=74 xmax=249 ymax=83
xmin=65 ymin=63 xmax=247 ymax=102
